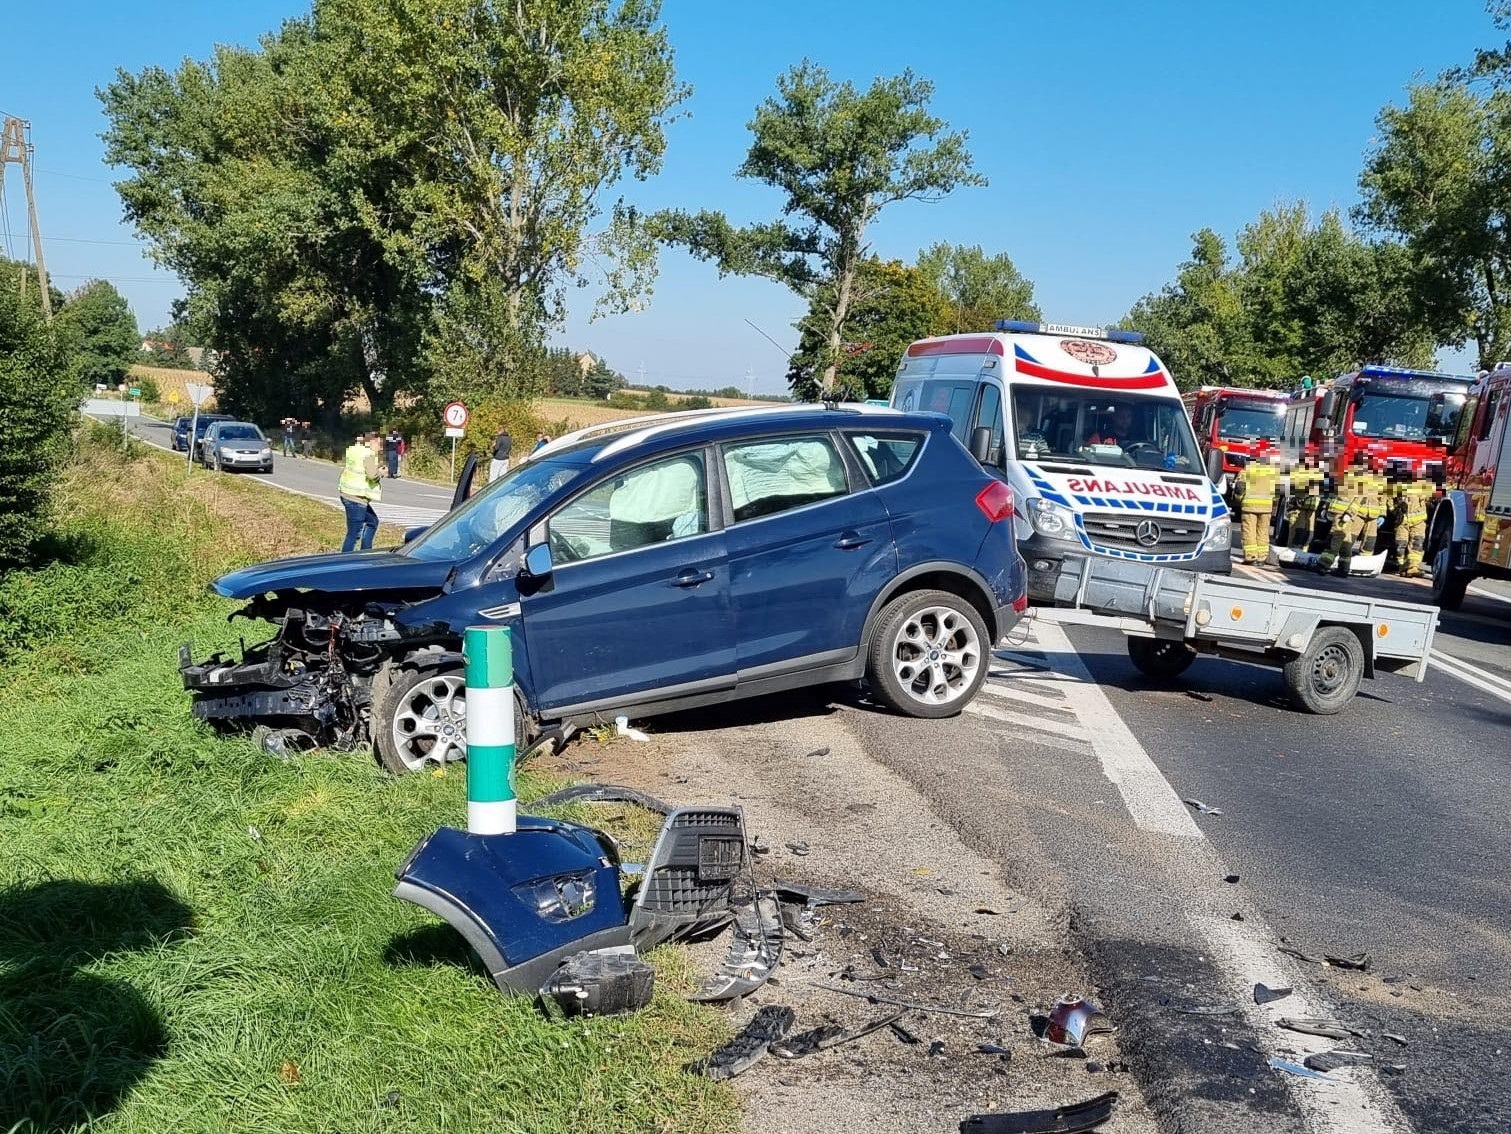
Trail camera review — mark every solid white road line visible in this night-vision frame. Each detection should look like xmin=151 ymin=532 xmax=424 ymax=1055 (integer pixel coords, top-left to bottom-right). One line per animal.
xmin=1467 ymin=583 xmax=1511 ymax=607
xmin=1027 ymin=620 xmax=1203 ymax=839
xmin=1199 ymin=915 xmax=1409 ymax=1134
xmin=1429 ymin=649 xmax=1511 ymax=706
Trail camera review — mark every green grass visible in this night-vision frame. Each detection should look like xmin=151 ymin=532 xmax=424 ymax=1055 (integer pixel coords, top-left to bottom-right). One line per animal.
xmin=0 ymin=434 xmax=737 ymax=1134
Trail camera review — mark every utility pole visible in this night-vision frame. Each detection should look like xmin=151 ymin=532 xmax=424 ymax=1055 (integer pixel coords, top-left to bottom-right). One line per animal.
xmin=0 ymin=116 xmax=52 ymax=318
xmin=745 ymin=365 xmax=754 ymax=399
xmin=637 ymin=361 xmax=646 ymax=388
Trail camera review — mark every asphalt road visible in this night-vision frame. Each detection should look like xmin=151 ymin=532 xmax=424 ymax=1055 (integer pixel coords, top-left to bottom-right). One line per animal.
xmin=87 ymin=402 xmax=455 ymax=530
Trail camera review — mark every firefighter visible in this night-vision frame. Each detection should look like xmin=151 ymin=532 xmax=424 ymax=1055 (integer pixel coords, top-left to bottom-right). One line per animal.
xmin=1286 ymin=453 xmax=1324 ymax=551
xmin=1358 ymin=459 xmax=1388 ymax=556
xmin=1319 ymin=454 xmax=1370 ymax=574
xmin=1234 ymin=451 xmax=1280 ymax=565
xmin=1391 ymin=466 xmax=1434 ymax=577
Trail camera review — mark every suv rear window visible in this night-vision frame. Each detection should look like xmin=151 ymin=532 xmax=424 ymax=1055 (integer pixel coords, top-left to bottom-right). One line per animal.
xmin=846 ymin=432 xmax=923 ymax=484
xmin=723 ymin=434 xmax=849 ymax=522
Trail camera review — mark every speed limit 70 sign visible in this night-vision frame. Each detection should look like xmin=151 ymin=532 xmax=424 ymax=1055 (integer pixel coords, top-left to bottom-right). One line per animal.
xmin=442 ymin=401 xmax=469 ymax=434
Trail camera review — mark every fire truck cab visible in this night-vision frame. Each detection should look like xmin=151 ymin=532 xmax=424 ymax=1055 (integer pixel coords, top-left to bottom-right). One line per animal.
xmin=1184 ymin=385 xmax=1289 ymax=499
xmin=890 ymin=321 xmax=1232 ymax=603
xmin=1429 ymin=363 xmax=1511 ymax=608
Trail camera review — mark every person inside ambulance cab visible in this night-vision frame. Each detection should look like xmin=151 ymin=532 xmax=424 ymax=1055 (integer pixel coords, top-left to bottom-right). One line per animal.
xmin=1085 ymin=403 xmax=1136 ymax=447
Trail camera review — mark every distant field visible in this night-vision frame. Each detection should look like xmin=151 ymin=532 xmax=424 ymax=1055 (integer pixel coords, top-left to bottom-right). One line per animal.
xmin=129 ymin=364 xmax=217 ymax=411
xmin=539 ymin=393 xmax=777 ymax=430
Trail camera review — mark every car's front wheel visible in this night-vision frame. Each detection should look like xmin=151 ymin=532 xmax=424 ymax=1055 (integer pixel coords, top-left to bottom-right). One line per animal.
xmin=866 ymin=588 xmax=989 ymax=719
xmin=374 ymin=665 xmax=530 ymax=775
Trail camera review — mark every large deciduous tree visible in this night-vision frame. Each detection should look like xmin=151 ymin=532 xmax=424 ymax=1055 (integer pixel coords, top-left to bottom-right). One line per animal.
xmin=915 ymin=243 xmax=1040 ymax=333
xmin=100 ymin=0 xmax=684 ymax=419
xmin=57 ymin=280 xmax=139 ymax=389
xmin=656 ymin=63 xmax=983 ymax=395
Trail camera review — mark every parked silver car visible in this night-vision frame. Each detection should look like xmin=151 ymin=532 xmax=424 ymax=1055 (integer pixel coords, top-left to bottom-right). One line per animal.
xmin=200 ymin=421 xmax=274 ymax=473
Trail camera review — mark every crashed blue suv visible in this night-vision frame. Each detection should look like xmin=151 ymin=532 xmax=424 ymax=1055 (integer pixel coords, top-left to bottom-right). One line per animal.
xmin=181 ymin=406 xmax=1027 ymax=773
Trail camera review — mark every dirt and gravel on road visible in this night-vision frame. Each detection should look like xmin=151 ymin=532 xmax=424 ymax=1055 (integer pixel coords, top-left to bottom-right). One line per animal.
xmin=532 ymin=695 xmax=1159 ymax=1134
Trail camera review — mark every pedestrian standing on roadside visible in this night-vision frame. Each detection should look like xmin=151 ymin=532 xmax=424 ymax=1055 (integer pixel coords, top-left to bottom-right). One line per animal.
xmin=300 ymin=421 xmax=314 ymax=459
xmin=282 ymin=417 xmax=297 ymax=458
xmin=339 ymin=431 xmax=385 ymax=553
xmin=489 ymin=427 xmax=513 ymax=482
xmin=533 ymin=431 xmax=550 ymax=453
xmin=385 ymin=427 xmax=403 ymax=480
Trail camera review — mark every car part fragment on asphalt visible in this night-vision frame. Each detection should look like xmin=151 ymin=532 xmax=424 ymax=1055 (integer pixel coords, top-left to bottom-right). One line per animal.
xmin=779 ymin=901 xmax=818 ymax=942
xmin=613 ymin=714 xmax=650 ymax=742
xmin=1279 ymin=944 xmax=1324 ymax=964
xmin=628 ymin=806 xmax=747 ymax=951
xmin=1324 ymin=952 xmax=1372 ymax=971
xmin=818 ymin=983 xmax=1000 ymax=1019
xmin=889 ymin=1020 xmax=922 ymax=1045
xmin=539 ymin=949 xmax=655 ymax=1018
xmin=770 ymin=1011 xmax=903 ymax=1059
xmin=773 ymin=880 xmax=865 ymax=906
xmin=1181 ymin=798 xmax=1224 ymax=816
xmin=1044 ymin=997 xmax=1112 ymax=1048
xmin=958 ymin=1090 xmax=1119 ymax=1133
xmin=532 ymin=782 xmax=672 ymax=815
xmin=689 ymin=892 xmax=784 ymax=1002
xmin=1268 ymin=1056 xmax=1338 ymax=1083
xmin=1277 ymin=1017 xmax=1355 ymax=1041
xmin=686 ymin=1005 xmax=795 ymax=1080
xmin=1383 ymin=1032 xmax=1409 ymax=1046
xmin=785 ymin=841 xmax=810 ymax=856
xmin=1253 ymin=982 xmax=1292 ymax=1005
xmin=1304 ymin=1050 xmax=1373 ymax=1073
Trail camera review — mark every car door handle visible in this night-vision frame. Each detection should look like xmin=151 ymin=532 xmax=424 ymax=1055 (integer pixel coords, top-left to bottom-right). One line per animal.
xmin=671 ymin=569 xmax=715 ymax=588
xmin=834 ymin=531 xmax=872 ymax=550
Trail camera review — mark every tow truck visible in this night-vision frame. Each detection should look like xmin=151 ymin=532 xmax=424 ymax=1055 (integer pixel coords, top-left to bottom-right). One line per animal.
xmin=1273 ymin=366 xmax=1473 ymax=574
xmin=1426 ymin=362 xmax=1511 ymax=608
xmin=1183 ymin=385 xmax=1289 ymax=494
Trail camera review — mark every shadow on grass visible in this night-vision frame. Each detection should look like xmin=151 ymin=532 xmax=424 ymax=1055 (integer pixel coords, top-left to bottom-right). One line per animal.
xmin=383 ymin=923 xmax=489 ymax=979
xmin=0 ymin=878 xmax=194 ymax=1133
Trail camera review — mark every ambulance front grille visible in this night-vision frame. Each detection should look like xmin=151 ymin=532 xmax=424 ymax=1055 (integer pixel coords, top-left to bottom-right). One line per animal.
xmin=1083 ymin=511 xmax=1205 ymax=556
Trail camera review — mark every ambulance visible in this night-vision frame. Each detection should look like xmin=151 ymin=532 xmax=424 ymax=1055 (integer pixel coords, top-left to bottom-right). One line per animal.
xmin=890 ymin=321 xmax=1232 ymax=602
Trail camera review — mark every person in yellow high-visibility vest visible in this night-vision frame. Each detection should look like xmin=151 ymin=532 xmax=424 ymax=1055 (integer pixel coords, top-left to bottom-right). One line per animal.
xmin=1234 ymin=453 xmax=1280 ymax=565
xmin=1318 ymin=455 xmax=1369 ymax=574
xmin=339 ymin=431 xmax=386 ymax=552
xmin=1391 ymin=467 xmax=1435 ymax=577
xmin=1357 ymin=461 xmax=1388 ymax=555
xmin=1285 ymin=454 xmax=1325 ymax=551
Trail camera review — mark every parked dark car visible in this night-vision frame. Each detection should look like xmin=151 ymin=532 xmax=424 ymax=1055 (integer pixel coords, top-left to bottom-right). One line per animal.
xmin=199 ymin=421 xmax=274 ymax=473
xmin=172 ymin=412 xmax=233 ymax=452
xmin=181 ymin=405 xmax=1027 ymax=772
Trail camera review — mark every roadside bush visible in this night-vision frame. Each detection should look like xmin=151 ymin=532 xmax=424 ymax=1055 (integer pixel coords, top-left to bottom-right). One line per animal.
xmin=0 ymin=282 xmax=79 ymax=567
xmin=136 ymin=375 xmax=160 ymax=402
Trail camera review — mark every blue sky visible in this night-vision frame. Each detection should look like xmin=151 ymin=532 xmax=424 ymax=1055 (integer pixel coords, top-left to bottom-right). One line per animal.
xmin=3 ymin=0 xmax=1497 ymax=392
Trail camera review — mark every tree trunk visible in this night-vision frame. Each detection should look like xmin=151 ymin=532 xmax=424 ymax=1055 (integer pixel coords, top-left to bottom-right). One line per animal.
xmin=821 ymin=236 xmax=861 ymax=395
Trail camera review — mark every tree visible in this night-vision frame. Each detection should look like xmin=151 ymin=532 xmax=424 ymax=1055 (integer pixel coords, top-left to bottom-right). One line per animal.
xmin=1356 ymin=80 xmax=1511 ymax=369
xmin=56 ymin=280 xmax=139 ymax=389
xmin=100 ymin=0 xmax=685 ymax=416
xmin=1125 ymin=228 xmax=1250 ymax=388
xmin=915 ymin=243 xmax=1040 ymax=332
xmin=0 ymin=274 xmax=79 ymax=565
xmin=656 ymin=63 xmax=983 ymax=394
xmin=787 ymin=258 xmax=952 ymax=400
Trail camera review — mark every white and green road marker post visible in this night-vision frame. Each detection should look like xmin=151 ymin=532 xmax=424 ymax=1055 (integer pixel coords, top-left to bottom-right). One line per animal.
xmin=464 ymin=625 xmax=516 ymax=835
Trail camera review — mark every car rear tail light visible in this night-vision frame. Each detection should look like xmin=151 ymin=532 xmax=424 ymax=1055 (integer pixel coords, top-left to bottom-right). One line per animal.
xmin=975 ymin=481 xmax=1014 ymax=522
xmin=1012 ymin=592 xmax=1029 ymax=614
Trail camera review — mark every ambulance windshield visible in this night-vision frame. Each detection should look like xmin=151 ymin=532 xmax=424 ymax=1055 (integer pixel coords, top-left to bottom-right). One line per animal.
xmin=1012 ymin=389 xmax=1201 ymax=471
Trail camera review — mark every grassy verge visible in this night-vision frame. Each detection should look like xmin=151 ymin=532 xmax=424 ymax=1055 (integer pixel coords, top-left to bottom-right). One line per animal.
xmin=0 ymin=433 xmax=737 ymax=1134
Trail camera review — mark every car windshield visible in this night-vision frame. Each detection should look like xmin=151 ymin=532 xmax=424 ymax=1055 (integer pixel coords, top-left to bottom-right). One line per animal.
xmin=1011 ymin=389 xmax=1201 ymax=471
xmin=402 ymin=456 xmax=587 ymax=562
xmin=1351 ymin=392 xmax=1462 ymax=441
xmin=1218 ymin=400 xmax=1285 ymax=440
xmin=218 ymin=425 xmax=264 ymax=441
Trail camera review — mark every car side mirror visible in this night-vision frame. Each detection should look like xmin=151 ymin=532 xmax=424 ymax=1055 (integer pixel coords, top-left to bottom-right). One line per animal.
xmin=1205 ymin=446 xmax=1226 ymax=484
xmin=1318 ymin=390 xmax=1337 ymax=426
xmin=523 ymin=542 xmax=554 ymax=579
xmin=969 ymin=426 xmax=993 ymax=465
xmin=402 ymin=525 xmax=427 ymax=544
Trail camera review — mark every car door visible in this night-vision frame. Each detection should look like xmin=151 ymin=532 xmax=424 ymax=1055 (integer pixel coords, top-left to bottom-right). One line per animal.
xmin=521 ymin=448 xmax=735 ymax=714
xmin=720 ymin=431 xmax=895 ymax=675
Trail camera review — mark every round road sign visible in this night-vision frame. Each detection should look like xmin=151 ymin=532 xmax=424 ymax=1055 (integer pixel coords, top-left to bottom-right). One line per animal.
xmin=442 ymin=401 xmax=469 ymax=430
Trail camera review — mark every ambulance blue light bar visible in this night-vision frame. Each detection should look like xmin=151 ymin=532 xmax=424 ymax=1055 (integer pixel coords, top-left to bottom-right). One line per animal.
xmin=995 ymin=320 xmax=1145 ymax=344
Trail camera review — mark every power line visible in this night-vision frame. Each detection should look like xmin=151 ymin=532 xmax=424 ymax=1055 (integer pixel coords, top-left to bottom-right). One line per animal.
xmin=2 ymin=229 xmax=143 ymax=246
xmin=48 ymin=272 xmax=180 ymax=284
xmin=34 ymin=167 xmax=116 ymax=185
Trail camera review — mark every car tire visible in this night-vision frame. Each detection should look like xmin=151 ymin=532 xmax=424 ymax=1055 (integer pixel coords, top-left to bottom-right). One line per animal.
xmin=374 ymin=664 xmax=532 ymax=775
xmin=1428 ymin=521 xmax=1470 ymax=610
xmin=1282 ymin=625 xmax=1364 ymax=715
xmin=1127 ymin=636 xmax=1197 ymax=681
xmin=865 ymin=588 xmax=990 ymax=719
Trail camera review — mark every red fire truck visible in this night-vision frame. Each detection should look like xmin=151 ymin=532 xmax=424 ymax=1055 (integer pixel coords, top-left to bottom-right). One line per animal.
xmin=1183 ymin=385 xmax=1289 ymax=479
xmin=1427 ymin=363 xmax=1511 ymax=608
xmin=1280 ymin=366 xmax=1473 ymax=477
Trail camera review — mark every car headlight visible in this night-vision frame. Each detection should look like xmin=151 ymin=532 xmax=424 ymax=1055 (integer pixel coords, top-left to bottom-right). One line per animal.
xmin=1027 ymin=497 xmax=1078 ymax=542
xmin=259 ymin=448 xmax=272 ymax=457
xmin=1201 ymin=517 xmax=1232 ymax=552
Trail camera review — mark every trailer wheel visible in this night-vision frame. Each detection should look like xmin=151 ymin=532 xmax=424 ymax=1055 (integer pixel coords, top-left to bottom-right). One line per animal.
xmin=1127 ymin=637 xmax=1197 ymax=681
xmin=1429 ymin=536 xmax=1471 ymax=611
xmin=1283 ymin=626 xmax=1363 ymax=714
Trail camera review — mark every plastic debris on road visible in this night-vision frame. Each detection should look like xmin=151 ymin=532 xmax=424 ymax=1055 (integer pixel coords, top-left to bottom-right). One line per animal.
xmin=686 ymin=1005 xmax=795 ymax=1080
xmin=613 ymin=714 xmax=650 ymax=742
xmin=1305 ymin=1050 xmax=1373 ymax=1073
xmin=1044 ymin=996 xmax=1113 ymax=1048
xmin=1182 ymin=798 xmax=1224 ymax=816
xmin=1277 ymin=1017 xmax=1355 ymax=1041
xmin=958 ymin=1090 xmax=1119 ymax=1133
xmin=1253 ymin=982 xmax=1293 ymax=1005
xmin=1269 ymin=1055 xmax=1338 ymax=1083
xmin=532 ymin=782 xmax=672 ymax=814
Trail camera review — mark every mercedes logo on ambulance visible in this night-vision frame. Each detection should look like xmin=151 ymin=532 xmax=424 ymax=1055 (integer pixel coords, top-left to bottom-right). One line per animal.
xmin=1135 ymin=519 xmax=1162 ymax=547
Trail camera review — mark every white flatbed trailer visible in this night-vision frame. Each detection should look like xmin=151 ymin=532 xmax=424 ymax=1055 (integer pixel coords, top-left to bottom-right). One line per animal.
xmin=1039 ymin=559 xmax=1438 ymax=713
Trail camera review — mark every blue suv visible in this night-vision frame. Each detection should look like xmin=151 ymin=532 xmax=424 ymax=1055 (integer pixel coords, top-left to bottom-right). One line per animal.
xmin=180 ymin=406 xmax=1027 ymax=773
